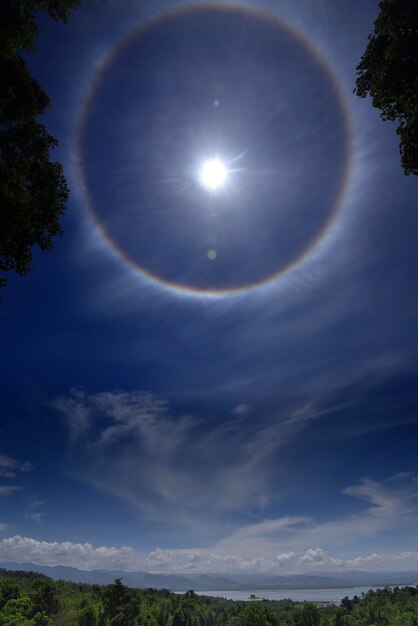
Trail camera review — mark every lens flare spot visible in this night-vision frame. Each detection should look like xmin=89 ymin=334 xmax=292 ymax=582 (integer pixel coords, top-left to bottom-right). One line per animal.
xmin=208 ymin=250 xmax=217 ymax=260
xmin=199 ymin=159 xmax=227 ymax=191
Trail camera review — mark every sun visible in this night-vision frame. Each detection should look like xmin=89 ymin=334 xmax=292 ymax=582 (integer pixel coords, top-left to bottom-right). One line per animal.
xmin=199 ymin=158 xmax=228 ymax=191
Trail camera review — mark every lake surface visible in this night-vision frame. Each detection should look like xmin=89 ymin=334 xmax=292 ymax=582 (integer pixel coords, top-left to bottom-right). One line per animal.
xmin=182 ymin=587 xmax=380 ymax=603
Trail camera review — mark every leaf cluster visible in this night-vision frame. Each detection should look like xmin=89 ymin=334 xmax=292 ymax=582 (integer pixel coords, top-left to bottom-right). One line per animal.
xmin=0 ymin=1 xmax=87 ymax=297
xmin=355 ymin=0 xmax=418 ymax=175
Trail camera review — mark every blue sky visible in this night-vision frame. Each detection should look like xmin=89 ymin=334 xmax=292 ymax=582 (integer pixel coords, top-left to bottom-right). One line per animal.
xmin=1 ymin=0 xmax=418 ymax=574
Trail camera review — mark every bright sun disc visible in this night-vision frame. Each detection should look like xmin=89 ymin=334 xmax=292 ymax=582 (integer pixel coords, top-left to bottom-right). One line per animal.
xmin=199 ymin=159 xmax=227 ymax=191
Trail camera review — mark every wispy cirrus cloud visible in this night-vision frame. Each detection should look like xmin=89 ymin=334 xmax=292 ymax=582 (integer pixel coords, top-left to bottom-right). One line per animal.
xmin=238 ymin=473 xmax=418 ymax=556
xmin=305 ymin=473 xmax=418 ymax=546
xmin=343 ymin=473 xmax=418 ymax=519
xmin=200 ymin=473 xmax=418 ymax=564
xmin=52 ymin=389 xmax=418 ymax=560
xmin=0 ymin=486 xmax=21 ymax=496
xmin=0 ymin=454 xmax=34 ymax=531
xmin=52 ymin=389 xmax=295 ymax=532
xmin=25 ymin=499 xmax=48 ymax=525
xmin=231 ymin=404 xmax=251 ymax=416
xmin=0 ymin=455 xmax=17 ymax=479
xmin=0 ymin=455 xmax=33 ymax=479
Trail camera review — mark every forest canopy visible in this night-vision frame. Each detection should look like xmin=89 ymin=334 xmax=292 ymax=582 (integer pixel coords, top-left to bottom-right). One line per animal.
xmin=0 ymin=568 xmax=418 ymax=625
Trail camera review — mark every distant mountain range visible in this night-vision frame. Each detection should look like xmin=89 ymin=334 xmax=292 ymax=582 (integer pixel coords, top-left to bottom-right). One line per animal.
xmin=1 ymin=562 xmax=417 ymax=592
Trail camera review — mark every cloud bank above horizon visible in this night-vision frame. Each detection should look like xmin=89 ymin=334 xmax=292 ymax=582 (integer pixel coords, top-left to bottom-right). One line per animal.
xmin=2 ymin=535 xmax=418 ymax=575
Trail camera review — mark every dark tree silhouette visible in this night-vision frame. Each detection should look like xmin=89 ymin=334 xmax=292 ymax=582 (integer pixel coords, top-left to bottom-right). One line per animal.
xmin=355 ymin=0 xmax=418 ymax=176
xmin=0 ymin=1 xmax=87 ymax=298
xmin=31 ymin=579 xmax=60 ymax=615
xmin=102 ymin=579 xmax=139 ymax=625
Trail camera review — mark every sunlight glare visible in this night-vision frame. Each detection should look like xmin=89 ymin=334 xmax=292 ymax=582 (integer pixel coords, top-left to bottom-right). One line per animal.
xmin=199 ymin=159 xmax=228 ymax=191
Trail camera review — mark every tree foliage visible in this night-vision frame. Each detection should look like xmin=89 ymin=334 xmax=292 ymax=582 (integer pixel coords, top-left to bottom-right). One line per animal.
xmin=355 ymin=0 xmax=418 ymax=176
xmin=0 ymin=1 xmax=87 ymax=297
xmin=1 ymin=569 xmax=418 ymax=625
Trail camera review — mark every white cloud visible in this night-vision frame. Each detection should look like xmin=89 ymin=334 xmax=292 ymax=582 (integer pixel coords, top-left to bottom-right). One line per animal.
xmin=0 ymin=486 xmax=21 ymax=496
xmin=0 ymin=455 xmax=34 ymax=478
xmin=215 ymin=516 xmax=313 ymax=557
xmin=343 ymin=474 xmax=418 ymax=518
xmin=211 ymin=474 xmax=418 ymax=559
xmin=276 ymin=551 xmax=297 ymax=565
xmin=0 ymin=455 xmax=17 ymax=469
xmin=300 ymin=547 xmax=327 ymax=563
xmin=290 ymin=404 xmax=316 ymax=420
xmin=274 ymin=548 xmax=418 ymax=572
xmin=0 ymin=536 xmax=142 ymax=571
xmin=0 ymin=470 xmax=16 ymax=479
xmin=25 ymin=500 xmax=47 ymax=525
xmin=231 ymin=404 xmax=251 ymax=416
xmin=1 ymin=535 xmax=418 ymax=574
xmin=0 ymin=455 xmax=17 ymax=478
xmin=20 ymin=462 xmax=34 ymax=473
xmin=261 ymin=474 xmax=418 ymax=553
xmin=50 ymin=388 xmax=92 ymax=445
xmin=24 ymin=512 xmax=44 ymax=524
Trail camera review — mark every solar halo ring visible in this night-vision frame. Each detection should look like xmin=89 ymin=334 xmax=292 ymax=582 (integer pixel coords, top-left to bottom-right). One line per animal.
xmin=76 ymin=4 xmax=353 ymax=297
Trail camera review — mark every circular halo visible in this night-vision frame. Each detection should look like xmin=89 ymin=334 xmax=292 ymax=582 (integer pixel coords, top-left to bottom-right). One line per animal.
xmin=76 ymin=5 xmax=353 ymax=298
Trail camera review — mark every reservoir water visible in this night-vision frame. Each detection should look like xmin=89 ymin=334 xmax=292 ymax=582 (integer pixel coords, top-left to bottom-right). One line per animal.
xmin=184 ymin=586 xmax=382 ymax=603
